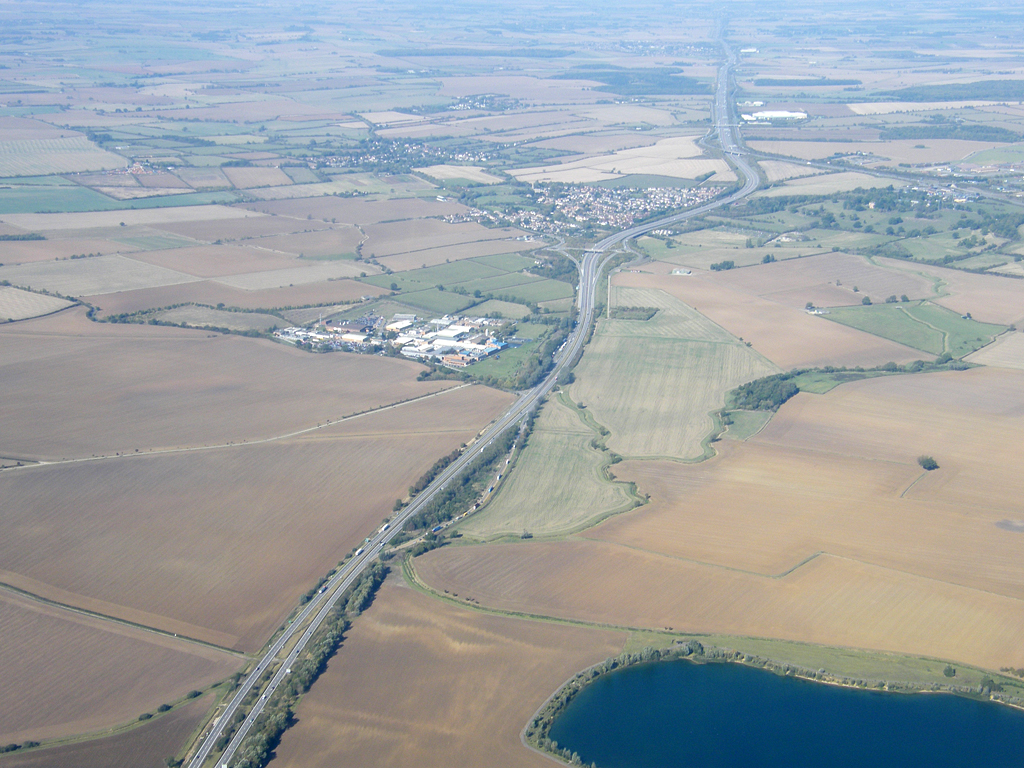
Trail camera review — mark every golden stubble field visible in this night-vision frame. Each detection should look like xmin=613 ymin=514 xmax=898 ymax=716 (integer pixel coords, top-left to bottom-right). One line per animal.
xmin=126 ymin=244 xmax=302 ymax=278
xmin=414 ymin=367 xmax=1024 ymax=672
xmin=0 ymin=384 xmax=512 ymax=651
xmin=271 ymin=579 xmax=625 ymax=768
xmin=0 ymin=286 xmax=74 ymax=320
xmin=967 ymin=330 xmax=1024 ymax=370
xmin=0 ymin=589 xmax=238 ymax=744
xmin=510 ymin=136 xmax=734 ymax=184
xmin=0 ymin=308 xmax=453 ymax=460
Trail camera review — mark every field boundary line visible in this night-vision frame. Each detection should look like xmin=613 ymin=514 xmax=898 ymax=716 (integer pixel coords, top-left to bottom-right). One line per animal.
xmin=0 ymin=580 xmax=248 ymax=657
xmin=570 ymin=536 xmax=829 ymax=580
xmin=902 ymin=304 xmax=952 ymax=354
xmin=5 ymin=688 xmax=220 ymax=757
xmin=865 ymin=253 xmax=950 ymax=298
xmin=900 ymin=470 xmax=930 ymax=498
xmin=1 ymin=382 xmax=477 ymax=473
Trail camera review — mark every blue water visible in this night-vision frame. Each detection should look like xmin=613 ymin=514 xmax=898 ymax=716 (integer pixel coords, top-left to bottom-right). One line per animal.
xmin=547 ymin=660 xmax=1024 ymax=768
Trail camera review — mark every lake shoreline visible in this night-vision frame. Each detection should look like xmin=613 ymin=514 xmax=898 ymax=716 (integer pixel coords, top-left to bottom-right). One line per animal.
xmin=523 ymin=640 xmax=1024 ymax=766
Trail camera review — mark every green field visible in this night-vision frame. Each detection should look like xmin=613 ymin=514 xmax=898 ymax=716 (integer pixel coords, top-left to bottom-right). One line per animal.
xmin=967 ymin=144 xmax=1024 ymax=164
xmin=825 ymin=301 xmax=1005 ymax=357
xmin=363 ymin=259 xmax=505 ymax=292
xmin=390 ymin=287 xmax=477 ymax=314
xmin=282 ymin=166 xmax=322 ymax=184
xmin=112 ymin=232 xmax=200 ymax=251
xmin=457 ymin=394 xmax=637 ymax=540
xmin=604 ymin=285 xmax=734 ymax=341
xmin=0 ymin=185 xmax=127 ymax=214
xmin=470 ymin=299 xmax=533 ymax=319
xmin=723 ymin=409 xmax=773 ymax=441
xmin=360 ymin=254 xmax=571 ymax=309
xmin=471 ymin=252 xmax=537 ymax=272
xmin=572 ymin=285 xmax=779 ymax=460
xmin=955 ymin=252 xmax=1013 ymax=270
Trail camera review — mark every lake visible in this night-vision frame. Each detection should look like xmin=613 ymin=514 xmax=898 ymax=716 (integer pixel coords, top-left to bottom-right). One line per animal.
xmin=547 ymin=659 xmax=1024 ymax=767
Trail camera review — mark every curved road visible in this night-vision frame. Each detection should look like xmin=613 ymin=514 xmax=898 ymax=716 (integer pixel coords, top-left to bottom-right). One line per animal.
xmin=190 ymin=40 xmax=759 ymax=768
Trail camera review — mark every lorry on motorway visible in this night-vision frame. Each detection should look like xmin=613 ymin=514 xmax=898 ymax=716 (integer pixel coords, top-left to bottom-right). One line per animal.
xmin=355 ymin=547 xmax=364 ymax=556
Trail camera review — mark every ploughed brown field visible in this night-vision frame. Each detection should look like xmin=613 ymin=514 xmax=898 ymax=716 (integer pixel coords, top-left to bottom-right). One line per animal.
xmin=247 ymin=227 xmax=364 ymax=258
xmin=710 ymin=251 xmax=934 ymax=309
xmin=125 ymin=244 xmax=302 ymax=278
xmin=0 ymin=308 xmax=451 ymax=460
xmin=378 ymin=239 xmax=537 ymax=272
xmin=879 ymin=257 xmax=1024 ymax=327
xmin=152 ymin=215 xmax=331 ymax=243
xmin=414 ymin=540 xmax=1024 ymax=673
xmin=83 ymin=277 xmax=387 ymax=316
xmin=0 ymin=590 xmax=238 ymax=743
xmin=613 ymin=270 xmax=923 ymax=368
xmin=0 ymin=384 xmax=512 ymax=651
xmin=0 ymin=693 xmax=211 ymax=768
xmin=414 ymin=368 xmax=1024 ymax=672
xmin=361 ymin=219 xmax=527 ymax=259
xmin=272 ymin=580 xmax=625 ymax=768
xmin=0 ymin=238 xmax=135 ymax=265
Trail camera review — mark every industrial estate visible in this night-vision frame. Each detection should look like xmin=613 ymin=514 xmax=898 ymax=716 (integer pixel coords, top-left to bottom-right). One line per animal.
xmin=2 ymin=1 xmax=1024 ymax=767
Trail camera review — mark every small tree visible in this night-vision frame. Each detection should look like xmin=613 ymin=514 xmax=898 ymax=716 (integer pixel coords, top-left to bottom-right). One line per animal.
xmin=861 ymin=296 xmax=872 ymax=305
xmin=918 ymin=456 xmax=939 ymax=471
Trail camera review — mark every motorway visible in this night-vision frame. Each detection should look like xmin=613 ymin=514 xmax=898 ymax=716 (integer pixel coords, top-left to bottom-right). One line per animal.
xmin=188 ymin=40 xmax=760 ymax=768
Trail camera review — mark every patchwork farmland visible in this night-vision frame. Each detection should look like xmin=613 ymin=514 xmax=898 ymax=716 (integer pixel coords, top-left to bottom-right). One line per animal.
xmin=4 ymin=0 xmax=1024 ymax=765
